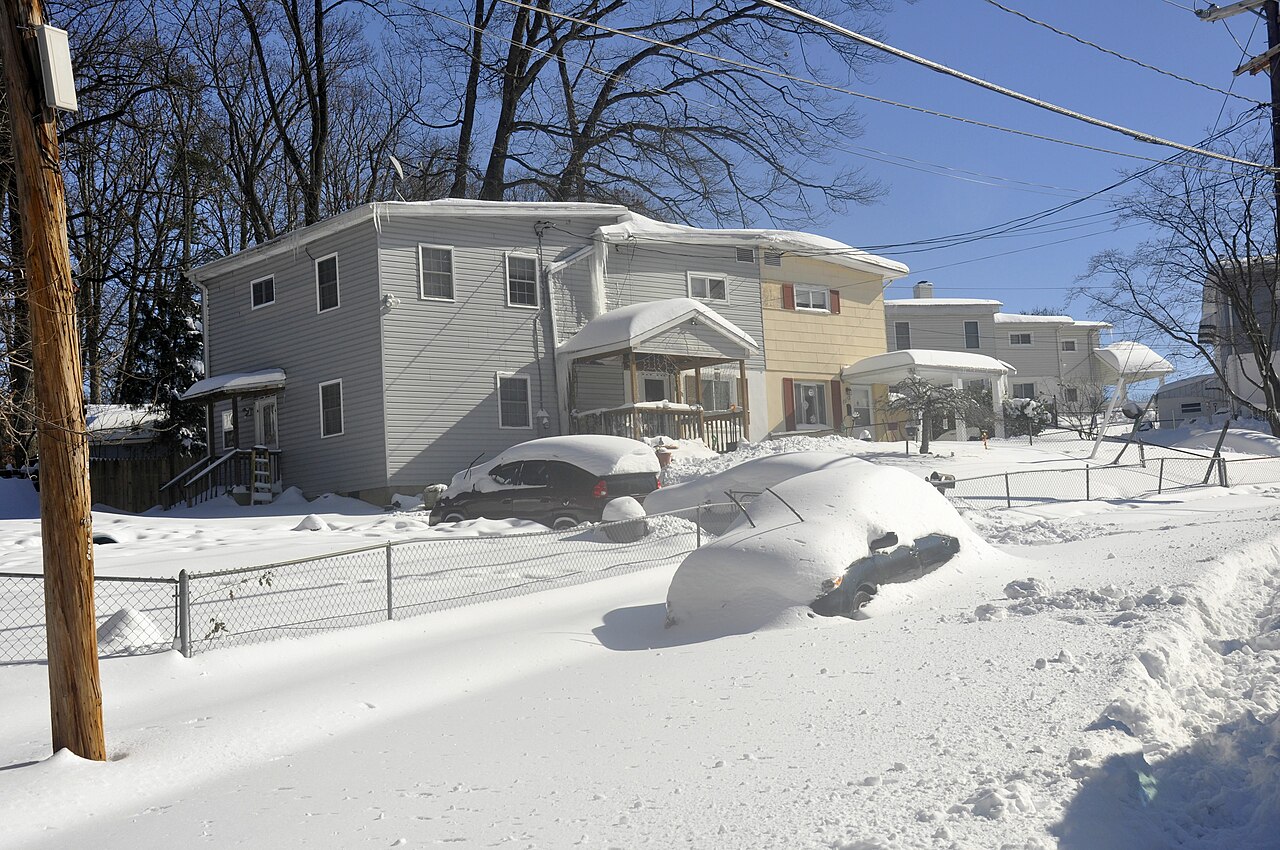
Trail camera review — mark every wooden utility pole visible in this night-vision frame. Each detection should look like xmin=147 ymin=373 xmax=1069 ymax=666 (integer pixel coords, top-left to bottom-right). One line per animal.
xmin=0 ymin=0 xmax=104 ymax=760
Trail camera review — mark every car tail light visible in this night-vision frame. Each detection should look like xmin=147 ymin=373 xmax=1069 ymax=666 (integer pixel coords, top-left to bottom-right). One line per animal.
xmin=592 ymin=479 xmax=608 ymax=498
xmin=655 ymin=478 xmax=661 ymax=488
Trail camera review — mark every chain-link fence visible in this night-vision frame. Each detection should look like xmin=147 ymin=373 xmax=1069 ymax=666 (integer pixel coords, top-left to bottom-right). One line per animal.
xmin=0 ymin=506 xmax=734 ymax=664
xmin=0 ymin=573 xmax=178 ymax=664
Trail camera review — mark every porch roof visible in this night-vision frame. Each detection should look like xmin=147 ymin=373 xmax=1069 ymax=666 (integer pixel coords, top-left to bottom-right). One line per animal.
xmin=1093 ymin=342 xmax=1174 ymax=383
xmin=181 ymin=368 xmax=286 ymax=402
xmin=558 ymin=298 xmax=758 ymax=363
xmin=840 ymin=349 xmax=1015 ymax=384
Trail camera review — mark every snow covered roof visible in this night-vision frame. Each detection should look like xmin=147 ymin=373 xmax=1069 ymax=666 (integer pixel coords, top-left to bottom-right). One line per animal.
xmin=558 ymin=299 xmax=758 ymax=361
xmin=841 ymin=349 xmax=1015 ymax=383
xmin=1093 ymin=342 xmax=1174 ymax=382
xmin=181 ymin=368 xmax=286 ymax=401
xmin=885 ymin=298 xmax=1002 ymax=307
xmin=1072 ymin=320 xmax=1112 ymax=329
xmin=596 ymin=212 xmax=908 ymax=278
xmin=1153 ymin=373 xmax=1220 ymax=396
xmin=85 ymin=404 xmax=164 ymax=444
xmin=446 ymin=436 xmax=660 ymax=495
xmin=993 ymin=312 xmax=1073 ymax=325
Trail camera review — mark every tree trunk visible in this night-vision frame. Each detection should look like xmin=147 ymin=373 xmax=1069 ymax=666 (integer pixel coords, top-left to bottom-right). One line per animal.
xmin=450 ymin=0 xmax=488 ymax=198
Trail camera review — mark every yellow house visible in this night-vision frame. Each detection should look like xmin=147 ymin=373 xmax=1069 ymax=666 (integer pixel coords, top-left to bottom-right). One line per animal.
xmin=759 ymin=250 xmax=908 ymax=437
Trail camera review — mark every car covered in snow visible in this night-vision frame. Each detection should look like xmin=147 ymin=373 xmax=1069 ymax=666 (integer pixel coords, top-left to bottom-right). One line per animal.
xmin=663 ymin=457 xmax=979 ymax=629
xmin=429 ymin=435 xmax=661 ymax=529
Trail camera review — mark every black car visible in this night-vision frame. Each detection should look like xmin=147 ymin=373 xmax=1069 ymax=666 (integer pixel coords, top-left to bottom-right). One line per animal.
xmin=429 ymin=454 xmax=660 ymax=530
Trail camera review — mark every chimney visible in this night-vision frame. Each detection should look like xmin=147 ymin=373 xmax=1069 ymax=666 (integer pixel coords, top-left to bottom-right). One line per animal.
xmin=912 ymin=280 xmax=934 ymax=299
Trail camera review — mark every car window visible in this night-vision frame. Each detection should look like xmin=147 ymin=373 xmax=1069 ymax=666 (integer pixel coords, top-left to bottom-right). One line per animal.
xmin=518 ymin=460 xmax=549 ymax=487
xmin=489 ymin=462 xmax=520 ymax=486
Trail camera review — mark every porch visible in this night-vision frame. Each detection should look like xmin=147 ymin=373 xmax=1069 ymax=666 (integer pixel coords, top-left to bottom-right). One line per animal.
xmin=557 ymin=299 xmax=759 ymax=452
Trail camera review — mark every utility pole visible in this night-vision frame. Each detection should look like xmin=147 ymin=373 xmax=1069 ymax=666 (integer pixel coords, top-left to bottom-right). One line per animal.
xmin=0 ymin=0 xmax=104 ymax=760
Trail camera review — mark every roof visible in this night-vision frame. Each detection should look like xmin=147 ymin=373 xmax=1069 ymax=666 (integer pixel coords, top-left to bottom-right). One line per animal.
xmin=1093 ymin=342 xmax=1174 ymax=382
xmin=993 ymin=312 xmax=1073 ymax=325
xmin=557 ymin=298 xmax=758 ymax=361
xmin=596 ymin=212 xmax=909 ymax=278
xmin=1153 ymin=373 xmax=1220 ymax=396
xmin=841 ymin=349 xmax=1015 ymax=383
xmin=181 ymin=368 xmax=287 ymax=402
xmin=189 ymin=200 xmax=630 ymax=282
xmin=885 ymin=298 xmax=1003 ymax=307
xmin=84 ymin=404 xmax=163 ymax=444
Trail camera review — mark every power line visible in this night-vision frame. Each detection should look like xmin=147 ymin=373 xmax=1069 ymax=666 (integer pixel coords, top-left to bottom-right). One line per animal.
xmin=756 ymin=0 xmax=1275 ymax=171
xmin=492 ymin=0 xmax=1264 ymax=176
xmin=978 ymin=0 xmax=1261 ymax=103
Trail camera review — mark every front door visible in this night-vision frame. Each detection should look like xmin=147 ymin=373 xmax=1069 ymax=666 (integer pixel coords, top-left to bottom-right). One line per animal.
xmin=254 ymin=396 xmax=278 ymax=448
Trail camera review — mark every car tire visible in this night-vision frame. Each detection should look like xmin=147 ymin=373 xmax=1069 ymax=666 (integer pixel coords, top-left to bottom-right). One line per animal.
xmin=442 ymin=511 xmax=467 ymax=524
xmin=849 ymin=584 xmax=877 ymax=619
xmin=552 ymin=515 xmax=580 ymax=530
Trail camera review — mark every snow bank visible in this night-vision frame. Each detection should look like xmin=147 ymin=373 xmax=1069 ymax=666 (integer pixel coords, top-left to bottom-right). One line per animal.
xmin=646 ymin=450 xmax=867 ymax=515
xmin=665 ymin=462 xmax=985 ymax=632
xmin=0 ymin=477 xmax=39 ymax=519
xmin=96 ymin=608 xmax=172 ymax=656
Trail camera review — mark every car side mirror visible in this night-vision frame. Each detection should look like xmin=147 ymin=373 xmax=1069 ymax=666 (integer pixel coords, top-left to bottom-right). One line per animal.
xmin=869 ymin=532 xmax=898 ymax=551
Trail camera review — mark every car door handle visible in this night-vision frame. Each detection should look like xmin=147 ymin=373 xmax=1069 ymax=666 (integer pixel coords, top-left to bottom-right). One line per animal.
xmin=501 ymin=498 xmax=514 ymax=504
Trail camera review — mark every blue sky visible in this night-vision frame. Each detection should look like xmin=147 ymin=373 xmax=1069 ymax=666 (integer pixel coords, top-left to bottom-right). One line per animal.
xmin=815 ymin=0 xmax=1266 ymax=340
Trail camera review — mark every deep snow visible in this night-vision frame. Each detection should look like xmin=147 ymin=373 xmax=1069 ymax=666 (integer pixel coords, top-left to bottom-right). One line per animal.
xmin=3 ymin=431 xmax=1280 ymax=848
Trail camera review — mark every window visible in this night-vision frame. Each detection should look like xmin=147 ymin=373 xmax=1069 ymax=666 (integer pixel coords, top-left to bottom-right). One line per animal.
xmin=319 ymin=380 xmax=344 ymax=438
xmin=894 ymin=321 xmax=911 ymax=350
xmin=497 ymin=374 xmax=532 ymax=428
xmin=419 ymin=245 xmax=454 ymax=300
xmin=735 ymin=247 xmax=755 ymax=263
xmin=795 ymin=286 xmax=829 ymax=311
xmin=1181 ymin=402 xmax=1204 ymax=415
xmin=251 ymin=275 xmax=275 ymax=309
xmin=964 ymin=320 xmax=980 ymax=349
xmin=643 ymin=377 xmax=667 ymax=403
xmin=701 ymin=378 xmax=734 ymax=411
xmin=1012 ymin=382 xmax=1036 ymax=399
xmin=221 ymin=410 xmax=235 ymax=451
xmin=505 ymin=254 xmax=539 ymax=307
xmin=316 ymin=254 xmax=340 ymax=312
xmin=763 ymin=250 xmax=782 ymax=267
xmin=793 ymin=382 xmax=829 ymax=428
xmin=489 ymin=462 xmax=520 ymax=486
xmin=1063 ymin=387 xmax=1079 ymax=403
xmin=1061 ymin=339 xmax=1077 ymax=352
xmin=688 ymin=272 xmax=728 ymax=302
xmin=1009 ymin=332 xmax=1032 ymax=346
xmin=518 ymin=460 xmax=549 ymax=487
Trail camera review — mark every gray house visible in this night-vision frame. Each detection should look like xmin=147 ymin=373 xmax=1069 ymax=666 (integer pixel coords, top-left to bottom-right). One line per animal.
xmin=178 ymin=199 xmax=815 ymax=505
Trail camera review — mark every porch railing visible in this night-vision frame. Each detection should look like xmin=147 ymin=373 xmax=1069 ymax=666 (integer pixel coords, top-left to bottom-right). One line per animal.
xmin=160 ymin=447 xmax=282 ymax=509
xmin=571 ymin=404 xmax=744 ymax=451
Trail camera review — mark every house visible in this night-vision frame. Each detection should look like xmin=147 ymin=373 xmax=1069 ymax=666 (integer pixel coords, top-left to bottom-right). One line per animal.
xmin=1198 ymin=257 xmax=1279 ymax=415
xmin=180 ymin=200 xmax=892 ymax=505
xmin=1153 ymin=373 xmax=1228 ymax=426
xmin=757 ymin=244 xmax=908 ymax=436
xmin=883 ymin=281 xmax=1113 ymax=407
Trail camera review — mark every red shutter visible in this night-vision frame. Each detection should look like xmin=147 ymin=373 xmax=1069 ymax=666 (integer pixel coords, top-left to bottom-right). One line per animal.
xmin=782 ymin=284 xmax=795 ymax=310
xmin=782 ymin=378 xmax=796 ymax=431
xmin=829 ymin=289 xmax=841 ymax=314
xmin=831 ymin=379 xmax=844 ymax=427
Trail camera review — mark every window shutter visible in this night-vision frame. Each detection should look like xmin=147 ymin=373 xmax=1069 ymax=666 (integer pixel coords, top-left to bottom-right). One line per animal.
xmin=829 ymin=289 xmax=840 ymax=314
xmin=782 ymin=284 xmax=795 ymax=310
xmin=831 ymin=379 xmax=843 ymax=426
xmin=782 ymin=378 xmax=796 ymax=431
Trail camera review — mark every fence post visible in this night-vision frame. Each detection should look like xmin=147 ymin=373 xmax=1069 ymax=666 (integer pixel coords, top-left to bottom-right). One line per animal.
xmin=386 ymin=542 xmax=394 ymax=620
xmin=178 ymin=570 xmax=192 ymax=658
xmin=1004 ymin=472 xmax=1011 ymax=508
xmin=1158 ymin=458 xmax=1164 ymax=494
xmin=1085 ymin=466 xmax=1090 ymax=501
xmin=695 ymin=505 xmax=702 ymax=548
xmin=1218 ymin=457 xmax=1228 ymax=488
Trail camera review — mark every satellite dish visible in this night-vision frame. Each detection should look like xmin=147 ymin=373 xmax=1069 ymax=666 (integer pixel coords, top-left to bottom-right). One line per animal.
xmin=389 ymin=154 xmax=405 ymax=181
xmin=1120 ymin=400 xmax=1144 ymax=420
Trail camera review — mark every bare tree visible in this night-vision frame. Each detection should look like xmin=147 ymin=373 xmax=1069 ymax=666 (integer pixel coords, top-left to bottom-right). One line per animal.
xmin=1077 ymin=120 xmax=1280 ymax=435
xmin=883 ymin=375 xmax=981 ymax=454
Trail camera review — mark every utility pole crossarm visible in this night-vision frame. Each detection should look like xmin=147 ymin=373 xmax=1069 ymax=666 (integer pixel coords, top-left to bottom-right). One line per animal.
xmin=1196 ymin=1 xmax=1267 ymax=23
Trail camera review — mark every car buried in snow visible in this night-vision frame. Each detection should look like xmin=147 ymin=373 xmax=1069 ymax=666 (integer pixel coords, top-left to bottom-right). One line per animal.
xmin=429 ymin=435 xmax=661 ymax=530
xmin=661 ymin=456 xmax=975 ymax=628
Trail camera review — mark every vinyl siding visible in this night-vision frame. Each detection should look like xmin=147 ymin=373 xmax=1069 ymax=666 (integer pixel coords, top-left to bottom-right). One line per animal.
xmin=375 ymin=212 xmax=614 ymax=488
xmin=201 ymin=220 xmax=386 ymax=497
xmin=575 ymin=363 xmax=625 ymax=411
xmin=883 ymin=306 xmax=999 ymax=357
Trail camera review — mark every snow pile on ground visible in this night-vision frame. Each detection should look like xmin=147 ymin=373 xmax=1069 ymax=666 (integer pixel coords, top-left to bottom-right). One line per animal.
xmin=660 ymin=434 xmax=877 ymax=486
xmin=1142 ymin=418 xmax=1280 ymax=456
xmin=647 ymin=450 xmax=867 ymax=514
xmin=96 ymin=608 xmax=172 ymax=656
xmin=665 ymin=461 xmax=987 ymax=633
xmin=291 ymin=514 xmax=330 ymax=532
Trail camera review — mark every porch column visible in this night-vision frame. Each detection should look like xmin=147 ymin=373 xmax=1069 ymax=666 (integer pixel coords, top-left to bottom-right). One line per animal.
xmin=991 ymin=375 xmax=1006 ymax=439
xmin=738 ymin=359 xmax=750 ymax=438
xmin=952 ymin=375 xmax=968 ymax=442
xmin=694 ymin=366 xmax=706 ymax=441
xmin=627 ymin=353 xmax=641 ymax=440
xmin=231 ymin=394 xmax=241 ymax=450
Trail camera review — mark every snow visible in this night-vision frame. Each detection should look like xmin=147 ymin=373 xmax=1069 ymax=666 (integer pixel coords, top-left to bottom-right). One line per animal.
xmin=0 ymin=476 xmax=40 ymax=519
xmin=885 ymin=297 xmax=1003 ymax=306
xmin=442 ymin=435 xmax=660 ymax=498
xmin=179 ymin=368 xmax=286 ymax=401
xmin=602 ymin=496 xmax=645 ymax=521
xmin=842 ymin=348 xmax=1016 ymax=381
xmin=993 ymin=312 xmax=1075 ymax=324
xmin=84 ymin=404 xmax=163 ymax=442
xmin=6 ymin=431 xmax=1280 ymax=847
xmin=1095 ymin=341 xmax=1175 ymax=381
xmin=597 ymin=211 xmax=909 ymax=276
xmin=646 ymin=450 xmax=868 ymax=514
xmin=663 ymin=461 xmax=985 ymax=632
xmin=557 ymin=297 xmax=758 ymax=360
